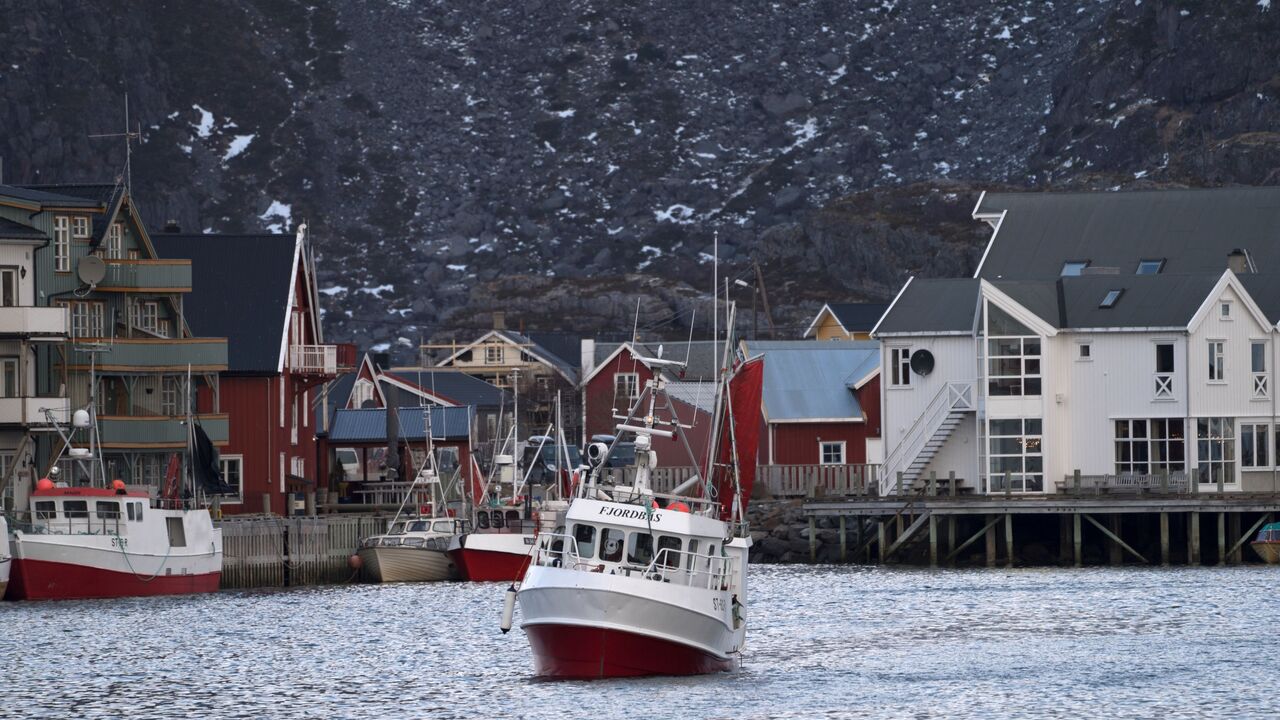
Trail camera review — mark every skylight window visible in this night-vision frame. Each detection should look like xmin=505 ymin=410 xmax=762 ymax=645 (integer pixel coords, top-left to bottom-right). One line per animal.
xmin=1099 ymin=289 xmax=1124 ymax=308
xmin=1136 ymin=259 xmax=1165 ymax=275
xmin=1061 ymin=261 xmax=1090 ymax=277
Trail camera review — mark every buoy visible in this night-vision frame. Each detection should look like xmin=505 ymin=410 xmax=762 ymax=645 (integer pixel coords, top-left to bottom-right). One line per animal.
xmin=500 ymin=585 xmax=516 ymax=634
xmin=669 ymin=501 xmax=690 ymax=513
xmin=348 ymin=554 xmax=363 ymax=570
xmin=36 ymin=477 xmax=54 ymax=491
xmin=112 ymin=479 xmax=127 ymax=494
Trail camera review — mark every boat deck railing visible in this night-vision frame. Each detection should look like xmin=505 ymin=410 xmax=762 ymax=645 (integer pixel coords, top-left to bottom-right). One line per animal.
xmin=533 ymin=533 xmax=737 ymax=592
xmin=9 ymin=510 xmax=125 ymax=537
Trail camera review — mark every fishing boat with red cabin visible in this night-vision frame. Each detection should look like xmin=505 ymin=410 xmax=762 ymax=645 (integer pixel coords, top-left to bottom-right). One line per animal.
xmin=510 ymin=333 xmax=765 ymax=678
xmin=6 ymin=397 xmax=225 ymax=601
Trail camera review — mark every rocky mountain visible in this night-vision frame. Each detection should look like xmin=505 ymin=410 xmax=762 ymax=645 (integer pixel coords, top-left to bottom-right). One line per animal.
xmin=2 ymin=0 xmax=1278 ymax=358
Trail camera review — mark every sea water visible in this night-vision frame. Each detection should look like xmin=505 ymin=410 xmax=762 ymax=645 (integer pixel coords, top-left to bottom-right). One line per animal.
xmin=2 ymin=565 xmax=1277 ymax=719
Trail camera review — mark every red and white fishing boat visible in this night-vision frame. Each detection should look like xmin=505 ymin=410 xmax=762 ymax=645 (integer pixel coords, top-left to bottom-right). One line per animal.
xmin=8 ymin=483 xmax=222 ymax=600
xmin=512 ymin=340 xmax=764 ymax=678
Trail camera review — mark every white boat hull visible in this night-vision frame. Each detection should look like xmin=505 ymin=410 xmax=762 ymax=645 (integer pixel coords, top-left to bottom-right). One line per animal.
xmin=358 ymin=546 xmax=455 ymax=582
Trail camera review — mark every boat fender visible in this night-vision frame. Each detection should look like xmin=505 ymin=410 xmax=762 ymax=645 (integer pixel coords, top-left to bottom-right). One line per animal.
xmin=500 ymin=585 xmax=517 ymax=634
xmin=348 ymin=554 xmax=363 ymax=570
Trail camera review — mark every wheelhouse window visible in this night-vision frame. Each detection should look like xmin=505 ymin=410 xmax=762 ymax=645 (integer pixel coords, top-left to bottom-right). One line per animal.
xmin=1196 ymin=418 xmax=1235 ymax=485
xmin=890 ymin=347 xmax=911 ymax=387
xmin=35 ymin=500 xmax=56 ymax=519
xmin=599 ymin=528 xmax=624 ymax=562
xmin=1208 ymin=341 xmax=1225 ymax=382
xmin=819 ymin=441 xmax=845 ymax=465
xmin=64 ymin=500 xmax=89 ymax=518
xmin=95 ymin=501 xmax=121 ymax=519
xmin=986 ymin=305 xmax=1040 ymax=396
xmin=656 ymin=536 xmax=682 ymax=568
xmin=1242 ymin=423 xmax=1270 ymax=469
xmin=573 ymin=524 xmax=596 ymax=559
xmin=1115 ymin=419 xmax=1185 ymax=475
xmin=627 ymin=532 xmax=654 ymax=565
xmin=988 ymin=418 xmax=1043 ymax=492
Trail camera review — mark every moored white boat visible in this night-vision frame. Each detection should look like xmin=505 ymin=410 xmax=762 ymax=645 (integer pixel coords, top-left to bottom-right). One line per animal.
xmin=0 ymin=516 xmax=10 ymax=599
xmin=8 ymin=485 xmax=222 ymax=601
xmin=514 ymin=339 xmax=765 ymax=678
xmin=358 ymin=517 xmax=460 ymax=582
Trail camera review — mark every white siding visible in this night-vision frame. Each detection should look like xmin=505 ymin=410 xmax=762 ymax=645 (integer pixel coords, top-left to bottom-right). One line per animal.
xmin=880 ymin=335 xmax=976 ymax=454
xmin=1189 ymin=284 xmax=1271 ymax=417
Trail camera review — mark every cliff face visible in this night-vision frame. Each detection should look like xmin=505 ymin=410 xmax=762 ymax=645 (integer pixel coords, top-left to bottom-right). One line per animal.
xmin=2 ymin=1 xmax=1277 ymax=355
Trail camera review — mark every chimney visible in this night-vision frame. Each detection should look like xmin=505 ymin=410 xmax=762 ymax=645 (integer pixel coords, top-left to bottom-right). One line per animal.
xmin=581 ymin=338 xmax=596 ymax=378
xmin=372 ymin=351 xmax=390 ymax=371
xmin=492 ymin=311 xmax=506 ymax=330
xmin=163 ymin=219 xmax=182 ymax=234
xmin=1228 ymin=249 xmax=1250 ymax=274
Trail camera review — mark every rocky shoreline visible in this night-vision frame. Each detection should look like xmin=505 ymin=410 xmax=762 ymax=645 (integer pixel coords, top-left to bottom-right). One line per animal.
xmin=747 ymin=499 xmax=851 ymax=564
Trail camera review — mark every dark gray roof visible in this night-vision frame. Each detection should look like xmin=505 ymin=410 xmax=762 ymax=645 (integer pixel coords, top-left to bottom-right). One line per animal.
xmin=493 ymin=330 xmax=579 ymax=382
xmin=0 ymin=184 xmax=102 ymax=208
xmin=151 ymin=233 xmax=296 ymax=373
xmin=875 ymin=278 xmax=980 ymax=335
xmin=827 ymin=303 xmax=890 ymax=333
xmin=525 ymin=331 xmax=582 ymax=370
xmin=996 ymin=274 xmax=1223 ymax=329
xmin=0 ymin=216 xmax=46 ymax=240
xmin=381 ymin=370 xmax=509 ymax=409
xmin=314 ymin=372 xmax=356 ymax=432
xmin=977 ymin=188 xmax=1280 ymax=280
xmin=20 ymin=183 xmax=118 ymax=204
xmin=328 ymin=406 xmax=471 ymax=443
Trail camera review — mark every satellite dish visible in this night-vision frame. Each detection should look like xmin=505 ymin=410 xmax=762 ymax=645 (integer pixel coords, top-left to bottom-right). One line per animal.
xmin=909 ymin=349 xmax=935 ymax=376
xmin=77 ymin=255 xmax=106 ymax=286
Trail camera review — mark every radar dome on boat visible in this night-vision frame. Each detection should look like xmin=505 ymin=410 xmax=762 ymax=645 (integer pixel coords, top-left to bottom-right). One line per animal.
xmin=36 ymin=477 xmax=54 ymax=490
xmin=72 ymin=409 xmax=91 ymax=428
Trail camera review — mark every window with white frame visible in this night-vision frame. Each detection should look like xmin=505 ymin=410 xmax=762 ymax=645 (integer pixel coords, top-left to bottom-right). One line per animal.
xmin=1220 ymin=301 xmax=1232 ymax=319
xmin=131 ymin=300 xmax=159 ymax=334
xmin=1077 ymin=343 xmax=1092 ymax=360
xmin=1155 ymin=343 xmax=1175 ymax=399
xmin=352 ymin=379 xmax=375 ymax=407
xmin=485 ymin=344 xmax=503 ymax=364
xmin=106 ymin=222 xmax=124 ymax=259
xmin=1196 ymin=418 xmax=1235 ymax=485
xmin=614 ymin=372 xmax=639 ymax=406
xmin=291 ymin=392 xmax=299 ymax=445
xmin=0 ymin=357 xmax=17 ymax=399
xmin=988 ymin=418 xmax=1043 ymax=492
xmin=1252 ymin=341 xmax=1268 ymax=399
xmin=72 ymin=216 xmax=90 ymax=239
xmin=53 ymin=216 xmax=70 ymax=272
xmin=161 ymin=376 xmax=181 ymax=416
xmin=986 ymin=305 xmax=1041 ymax=396
xmin=218 ymin=455 xmax=243 ymax=503
xmin=1208 ymin=341 xmax=1225 ymax=382
xmin=819 ymin=441 xmax=846 ymax=465
xmin=1242 ymin=423 xmax=1270 ymax=469
xmin=889 ymin=347 xmax=912 ymax=387
xmin=291 ymin=456 xmax=305 ymax=479
xmin=63 ymin=300 xmax=105 ymax=337
xmin=0 ymin=267 xmax=17 ymax=307
xmin=1115 ymin=419 xmax=1185 ymax=475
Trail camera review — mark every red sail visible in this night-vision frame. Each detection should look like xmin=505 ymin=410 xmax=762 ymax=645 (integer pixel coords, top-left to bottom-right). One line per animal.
xmin=710 ymin=355 xmax=764 ymax=521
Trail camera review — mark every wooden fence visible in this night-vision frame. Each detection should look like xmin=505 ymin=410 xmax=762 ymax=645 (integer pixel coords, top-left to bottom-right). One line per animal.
xmin=217 ymin=515 xmax=387 ymax=589
xmin=598 ymin=464 xmax=879 ymax=498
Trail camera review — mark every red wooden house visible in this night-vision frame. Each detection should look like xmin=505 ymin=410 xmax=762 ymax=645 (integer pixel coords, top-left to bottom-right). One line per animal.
xmin=580 ymin=340 xmax=721 ymax=467
xmin=740 ymin=340 xmax=882 ymax=466
xmin=153 ymin=226 xmax=354 ymax=515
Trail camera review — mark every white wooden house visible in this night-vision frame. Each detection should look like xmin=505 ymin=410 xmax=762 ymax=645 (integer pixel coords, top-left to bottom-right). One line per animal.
xmin=874 ymin=187 xmax=1280 ymax=495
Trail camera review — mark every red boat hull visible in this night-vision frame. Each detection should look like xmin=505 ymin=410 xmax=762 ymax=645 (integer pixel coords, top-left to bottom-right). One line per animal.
xmin=524 ymin=623 xmax=734 ymax=678
xmin=7 ymin=558 xmax=221 ymax=601
xmin=449 ymin=547 xmax=531 ymax=582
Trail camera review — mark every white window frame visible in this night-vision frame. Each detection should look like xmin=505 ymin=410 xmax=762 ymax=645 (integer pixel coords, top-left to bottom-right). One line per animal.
xmin=1220 ymin=301 xmax=1232 ymax=320
xmin=0 ymin=267 xmax=18 ymax=308
xmin=161 ymin=376 xmax=181 ymax=416
xmin=987 ymin=418 xmax=1044 ymax=493
xmin=1208 ymin=340 xmax=1225 ymax=383
xmin=132 ymin=299 xmax=159 ymax=334
xmin=485 ymin=344 xmax=503 ymax=365
xmin=614 ymin=372 xmax=639 ymax=405
xmin=1154 ymin=342 xmax=1175 ymax=400
xmin=72 ymin=216 xmax=90 ymax=239
xmin=53 ymin=216 xmax=70 ymax=272
xmin=106 ymin=222 xmax=124 ymax=259
xmin=0 ymin=357 xmax=18 ymax=399
xmin=352 ymin=379 xmax=374 ymax=407
xmin=278 ymin=378 xmax=286 ymax=428
xmin=1252 ymin=340 xmax=1268 ymax=400
xmin=889 ymin=346 xmax=912 ymax=388
xmin=1114 ymin=418 xmax=1186 ymax=476
xmin=291 ymin=391 xmax=299 ymax=445
xmin=819 ymin=441 xmax=846 ymax=465
xmin=1195 ymin=417 xmax=1236 ymax=486
xmin=218 ymin=455 xmax=244 ymax=503
xmin=987 ymin=336 xmax=1042 ymax=397
xmin=291 ymin=455 xmax=305 ymax=479
xmin=1077 ymin=342 xmax=1092 ymax=361
xmin=64 ymin=300 xmax=105 ymax=338
xmin=1241 ymin=423 xmax=1271 ymax=470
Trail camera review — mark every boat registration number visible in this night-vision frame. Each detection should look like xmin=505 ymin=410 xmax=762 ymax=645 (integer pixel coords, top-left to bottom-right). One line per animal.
xmin=111 ymin=537 xmax=129 ymax=549
xmin=524 ymin=537 xmax=535 ymax=546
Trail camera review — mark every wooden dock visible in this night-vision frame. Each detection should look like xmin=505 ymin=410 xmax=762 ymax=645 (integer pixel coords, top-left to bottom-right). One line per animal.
xmin=217 ymin=515 xmax=387 ymax=588
xmin=803 ymin=486 xmax=1280 ymax=568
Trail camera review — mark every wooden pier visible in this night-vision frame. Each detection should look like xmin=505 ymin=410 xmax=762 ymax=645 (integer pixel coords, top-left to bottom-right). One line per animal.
xmin=803 ymin=480 xmax=1280 ymax=568
xmin=217 ymin=515 xmax=387 ymax=588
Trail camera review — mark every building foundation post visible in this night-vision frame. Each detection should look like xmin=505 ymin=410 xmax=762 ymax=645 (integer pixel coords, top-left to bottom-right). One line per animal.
xmin=1160 ymin=512 xmax=1170 ymax=566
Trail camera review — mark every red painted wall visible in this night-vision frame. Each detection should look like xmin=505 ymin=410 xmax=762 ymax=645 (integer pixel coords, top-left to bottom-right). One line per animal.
xmin=762 ymin=375 xmax=881 ymax=465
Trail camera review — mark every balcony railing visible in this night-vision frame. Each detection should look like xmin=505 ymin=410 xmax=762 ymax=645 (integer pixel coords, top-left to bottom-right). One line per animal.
xmin=97 ymin=259 xmax=193 ymax=292
xmin=97 ymin=414 xmax=229 ymax=448
xmin=0 ymin=306 xmax=68 ymax=338
xmin=1154 ymin=373 xmax=1174 ymax=399
xmin=63 ymin=338 xmax=228 ymax=371
xmin=0 ymin=397 xmax=70 ymax=426
xmin=290 ymin=344 xmax=339 ymax=375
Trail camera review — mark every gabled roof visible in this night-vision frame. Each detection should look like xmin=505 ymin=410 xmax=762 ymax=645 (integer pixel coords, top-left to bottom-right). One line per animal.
xmin=18 ymin=183 xmax=118 ymax=203
xmin=743 ymin=340 xmax=878 ymax=423
xmin=0 ymin=184 xmax=102 ymax=208
xmin=588 ymin=340 xmax=722 ymax=386
xmin=328 ymin=406 xmax=472 ymax=443
xmin=151 ymin=232 xmax=298 ymax=373
xmin=381 ymin=369 xmax=510 ymax=409
xmin=664 ymin=381 xmax=718 ymax=414
xmin=314 ymin=372 xmax=357 ymax=431
xmin=0 ymin=216 xmax=46 ymax=241
xmin=874 ymin=278 xmax=981 ymax=336
xmin=525 ymin=331 xmax=582 ymax=370
xmin=437 ymin=329 xmax=579 ymax=383
xmin=975 ymin=187 xmax=1280 ymax=280
xmin=804 ymin=302 xmax=890 ymax=337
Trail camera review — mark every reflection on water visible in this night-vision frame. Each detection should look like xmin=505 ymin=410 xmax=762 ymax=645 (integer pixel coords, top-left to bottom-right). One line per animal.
xmin=3 ymin=565 xmax=1278 ymax=719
